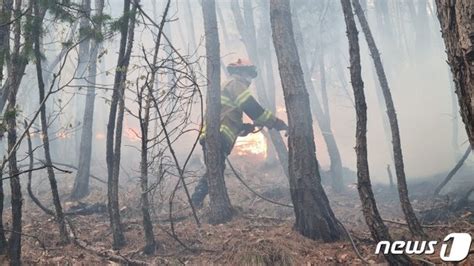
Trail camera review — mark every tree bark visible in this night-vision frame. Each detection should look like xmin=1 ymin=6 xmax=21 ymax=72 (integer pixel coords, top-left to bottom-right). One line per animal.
xmin=139 ymin=96 xmax=156 ymax=253
xmin=72 ymin=0 xmax=92 ymax=163
xmin=202 ymin=0 xmax=233 ymax=224
xmin=106 ymin=0 xmax=137 ymax=249
xmin=0 ymin=0 xmax=12 ymax=255
xmin=435 ymin=0 xmax=474 ymax=149
xmin=71 ymin=0 xmax=105 ymax=200
xmin=340 ymin=0 xmax=411 ymax=263
xmin=33 ymin=1 xmax=69 ymax=244
xmin=6 ymin=88 xmax=21 ymax=265
xmin=352 ymin=0 xmax=426 ymax=238
xmin=6 ymin=1 xmax=31 ymax=263
xmin=270 ymin=0 xmax=343 ymax=242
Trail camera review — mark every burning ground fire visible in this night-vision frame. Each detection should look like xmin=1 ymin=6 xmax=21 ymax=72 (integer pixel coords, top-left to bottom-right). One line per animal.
xmin=234 ymin=132 xmax=267 ymax=159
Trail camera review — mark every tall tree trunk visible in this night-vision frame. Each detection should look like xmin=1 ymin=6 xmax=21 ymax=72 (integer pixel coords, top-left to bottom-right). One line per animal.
xmin=270 ymin=0 xmax=343 ymax=242
xmin=137 ymin=1 xmax=173 ymax=248
xmin=202 ymin=0 xmax=233 ymax=224
xmin=231 ymin=0 xmax=290 ymax=178
xmin=258 ymin=0 xmax=289 ymax=175
xmin=6 ymin=83 xmax=21 ymax=266
xmin=340 ymin=0 xmax=411 ymax=263
xmin=352 ymin=0 xmax=426 ymax=238
xmin=434 ymin=146 xmax=471 ymax=195
xmin=139 ymin=96 xmax=156 ymax=253
xmin=216 ymin=1 xmax=230 ymax=46
xmin=32 ymin=1 xmax=69 ymax=244
xmin=6 ymin=1 xmax=31 ymax=263
xmin=106 ymin=0 xmax=137 ymax=249
xmin=0 ymin=0 xmax=12 ymax=255
xmin=317 ymin=37 xmax=344 ymax=191
xmin=435 ymin=0 xmax=474 ymax=149
xmin=292 ymin=10 xmax=344 ymax=192
xmin=319 ymin=39 xmax=329 ymax=117
xmin=71 ymin=0 xmax=105 ymax=200
xmin=73 ymin=0 xmax=92 ymax=163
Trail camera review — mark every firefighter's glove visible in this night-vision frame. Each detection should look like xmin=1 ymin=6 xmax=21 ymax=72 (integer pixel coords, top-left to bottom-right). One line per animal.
xmin=239 ymin=123 xmax=255 ymax=136
xmin=273 ymin=118 xmax=288 ymax=132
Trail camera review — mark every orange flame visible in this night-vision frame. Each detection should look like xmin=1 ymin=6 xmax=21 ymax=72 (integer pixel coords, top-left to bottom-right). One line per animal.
xmin=234 ymin=132 xmax=267 ymax=158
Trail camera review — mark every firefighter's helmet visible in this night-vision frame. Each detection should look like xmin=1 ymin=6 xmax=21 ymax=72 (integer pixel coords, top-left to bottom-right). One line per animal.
xmin=227 ymin=58 xmax=258 ymax=78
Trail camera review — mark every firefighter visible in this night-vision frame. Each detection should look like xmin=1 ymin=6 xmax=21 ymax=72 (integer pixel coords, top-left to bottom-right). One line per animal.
xmin=191 ymin=59 xmax=288 ymax=208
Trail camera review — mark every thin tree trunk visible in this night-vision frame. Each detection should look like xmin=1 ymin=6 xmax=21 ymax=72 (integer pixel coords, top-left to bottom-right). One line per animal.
xmin=137 ymin=1 xmax=173 ymax=248
xmin=352 ymin=0 xmax=426 ymax=238
xmin=33 ymin=1 xmax=69 ymax=244
xmin=183 ymin=0 xmax=197 ymax=52
xmin=270 ymin=0 xmax=343 ymax=242
xmin=434 ymin=146 xmax=471 ymax=195
xmin=256 ymin=0 xmax=281 ymax=169
xmin=216 ymin=2 xmax=231 ymax=77
xmin=435 ymin=0 xmax=474 ymax=149
xmin=317 ymin=37 xmax=344 ymax=191
xmin=292 ymin=11 xmax=344 ymax=192
xmin=77 ymin=0 xmax=92 ymax=84
xmin=71 ymin=0 xmax=105 ymax=200
xmin=258 ymin=0 xmax=276 ymax=113
xmin=202 ymin=0 xmax=233 ymax=224
xmin=333 ymin=54 xmax=354 ymax=106
xmin=387 ymin=164 xmax=394 ymax=189
xmin=73 ymin=0 xmax=92 ymax=163
xmin=0 ymin=0 xmax=12 ymax=255
xmin=319 ymin=38 xmax=330 ymax=117
xmin=340 ymin=0 xmax=411 ymax=263
xmin=6 ymin=91 xmax=21 ymax=265
xmin=6 ymin=1 xmax=31 ymax=263
xmin=216 ymin=2 xmax=230 ymax=46
xmin=106 ymin=0 xmax=137 ymax=249
xmin=139 ymin=96 xmax=156 ymax=254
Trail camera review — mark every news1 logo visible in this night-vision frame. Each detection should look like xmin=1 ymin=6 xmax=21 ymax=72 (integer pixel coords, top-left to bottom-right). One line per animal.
xmin=375 ymin=233 xmax=472 ymax=262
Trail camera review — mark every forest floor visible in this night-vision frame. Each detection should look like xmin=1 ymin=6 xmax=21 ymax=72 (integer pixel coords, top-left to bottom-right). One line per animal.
xmin=0 ymin=156 xmax=473 ymax=265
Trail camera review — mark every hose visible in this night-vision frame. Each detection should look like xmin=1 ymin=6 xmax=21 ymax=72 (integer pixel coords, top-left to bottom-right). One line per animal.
xmin=226 ymin=158 xmax=368 ymax=263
